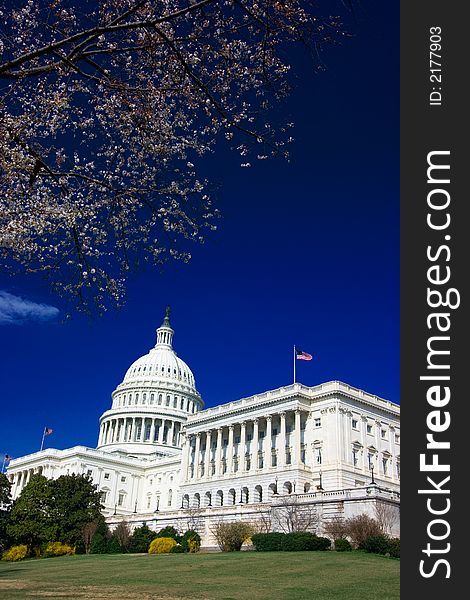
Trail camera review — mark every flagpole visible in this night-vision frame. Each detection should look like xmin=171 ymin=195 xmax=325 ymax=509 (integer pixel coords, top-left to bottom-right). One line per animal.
xmin=40 ymin=426 xmax=46 ymax=451
xmin=293 ymin=345 xmax=296 ymax=384
xmin=1 ymin=456 xmax=5 ymax=473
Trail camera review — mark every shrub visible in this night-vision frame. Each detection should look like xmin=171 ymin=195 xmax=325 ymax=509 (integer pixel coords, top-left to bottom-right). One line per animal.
xmin=252 ymin=533 xmax=285 ymax=552
xmin=180 ymin=530 xmax=201 ymax=553
xmin=43 ymin=542 xmax=75 ymax=557
xmin=334 ymin=538 xmax=352 ymax=552
xmin=364 ymin=534 xmax=390 ymax=555
xmin=170 ymin=544 xmax=185 ymax=553
xmin=148 ymin=537 xmax=177 ymax=554
xmin=90 ymin=520 xmax=110 ymax=554
xmin=281 ymin=533 xmax=330 ymax=552
xmin=156 ymin=526 xmax=180 ymax=541
xmin=2 ymin=544 xmax=28 ymax=561
xmin=388 ymin=538 xmax=400 ymax=558
xmin=345 ymin=514 xmax=382 ymax=549
xmin=106 ymin=536 xmax=122 ymax=554
xmin=211 ymin=521 xmax=254 ymax=552
xmin=128 ymin=524 xmax=157 ymax=553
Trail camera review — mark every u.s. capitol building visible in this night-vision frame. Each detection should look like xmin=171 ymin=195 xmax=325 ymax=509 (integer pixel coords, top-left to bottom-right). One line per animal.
xmin=7 ymin=309 xmax=400 ymax=544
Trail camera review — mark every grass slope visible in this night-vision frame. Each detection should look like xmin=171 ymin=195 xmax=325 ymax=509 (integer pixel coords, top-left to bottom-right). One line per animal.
xmin=0 ymin=551 xmax=399 ymax=600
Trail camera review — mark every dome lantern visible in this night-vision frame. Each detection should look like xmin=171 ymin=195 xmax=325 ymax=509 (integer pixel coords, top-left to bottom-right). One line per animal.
xmin=155 ymin=305 xmax=174 ymax=348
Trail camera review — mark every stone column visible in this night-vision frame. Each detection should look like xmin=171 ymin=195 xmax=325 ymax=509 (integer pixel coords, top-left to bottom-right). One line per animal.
xmin=158 ymin=419 xmax=164 ymax=443
xmin=180 ymin=433 xmax=189 ymax=482
xmin=375 ymin=420 xmax=382 ymax=475
xmin=194 ymin=433 xmax=201 ymax=479
xmin=294 ymin=410 xmax=302 ymax=466
xmin=240 ymin=422 xmax=246 ymax=472
xmin=252 ymin=418 xmax=259 ymax=469
xmin=216 ymin=427 xmax=223 ymax=476
xmin=361 ymin=416 xmax=368 ymax=471
xmin=227 ymin=425 xmax=234 ymax=474
xmin=169 ymin=420 xmax=175 ymax=446
xmin=264 ymin=416 xmax=272 ymax=469
xmin=150 ymin=419 xmax=156 ymax=444
xmin=278 ymin=412 xmax=286 ymax=468
xmin=204 ymin=430 xmax=212 ymax=478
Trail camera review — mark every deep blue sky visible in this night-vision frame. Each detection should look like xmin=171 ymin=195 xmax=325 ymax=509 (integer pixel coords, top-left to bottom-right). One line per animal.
xmin=0 ymin=1 xmax=399 ymax=460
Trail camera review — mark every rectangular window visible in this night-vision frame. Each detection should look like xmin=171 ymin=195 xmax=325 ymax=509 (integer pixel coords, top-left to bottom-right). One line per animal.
xmin=235 ymin=436 xmax=240 ymax=444
xmin=86 ymin=469 xmax=92 ymax=477
xmin=367 ymin=424 xmax=373 ymax=434
xmin=314 ymin=418 xmax=321 ymax=428
xmin=104 ymin=473 xmax=110 ymax=480
xmin=121 ymin=476 xmax=126 ymax=483
xmin=352 ymin=419 xmax=358 ymax=429
xmin=118 ymin=493 xmax=124 ymax=506
xmin=247 ymin=434 xmax=253 ymax=441
xmin=395 ymin=434 xmax=400 ymax=444
xmin=381 ymin=429 xmax=387 ymax=439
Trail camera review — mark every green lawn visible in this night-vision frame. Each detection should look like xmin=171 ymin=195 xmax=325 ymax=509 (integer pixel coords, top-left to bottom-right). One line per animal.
xmin=0 ymin=552 xmax=399 ymax=600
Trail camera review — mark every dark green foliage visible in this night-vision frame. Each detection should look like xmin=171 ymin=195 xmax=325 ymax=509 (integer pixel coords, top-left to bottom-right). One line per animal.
xmin=0 ymin=509 xmax=12 ymax=553
xmin=282 ymin=532 xmax=331 ymax=552
xmin=106 ymin=536 xmax=122 ymax=554
xmin=170 ymin=544 xmax=185 ymax=553
xmin=252 ymin=533 xmax=285 ymax=552
xmin=0 ymin=473 xmax=12 ymax=507
xmin=364 ymin=535 xmax=391 ymax=555
xmin=334 ymin=538 xmax=352 ymax=552
xmin=180 ymin=530 xmax=201 ymax=553
xmin=129 ymin=523 xmax=157 ymax=553
xmin=388 ymin=538 xmax=400 ymax=558
xmin=252 ymin=532 xmax=330 ymax=552
xmin=50 ymin=474 xmax=103 ymax=547
xmin=6 ymin=474 xmax=102 ymax=550
xmin=90 ymin=520 xmax=110 ymax=554
xmin=156 ymin=526 xmax=180 ymax=541
xmin=7 ymin=475 xmax=57 ymax=548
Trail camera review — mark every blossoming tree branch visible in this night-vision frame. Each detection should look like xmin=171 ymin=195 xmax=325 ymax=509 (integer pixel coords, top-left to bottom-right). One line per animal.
xmin=0 ymin=0 xmax=344 ymax=313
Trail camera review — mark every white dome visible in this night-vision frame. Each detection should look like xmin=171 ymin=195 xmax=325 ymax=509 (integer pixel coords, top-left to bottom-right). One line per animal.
xmin=97 ymin=307 xmax=202 ymax=458
xmin=123 ymin=347 xmax=196 ymax=390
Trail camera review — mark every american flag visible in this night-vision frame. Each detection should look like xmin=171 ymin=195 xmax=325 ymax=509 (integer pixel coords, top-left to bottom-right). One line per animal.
xmin=296 ymin=349 xmax=313 ymax=361
xmin=5 ymin=454 xmax=12 ymax=461
xmin=44 ymin=427 xmax=53 ymax=436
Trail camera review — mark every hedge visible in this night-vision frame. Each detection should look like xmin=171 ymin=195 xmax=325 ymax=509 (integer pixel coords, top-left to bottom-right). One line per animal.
xmin=2 ymin=544 xmax=28 ymax=562
xmin=334 ymin=538 xmax=352 ymax=552
xmin=148 ymin=537 xmax=177 ymax=554
xmin=252 ymin=532 xmax=331 ymax=552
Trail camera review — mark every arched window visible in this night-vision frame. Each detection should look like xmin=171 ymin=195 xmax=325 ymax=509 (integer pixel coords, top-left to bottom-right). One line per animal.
xmin=168 ymin=489 xmax=173 ymax=506
xmin=143 ymin=393 xmax=146 ymax=404
xmin=166 ymin=395 xmax=170 ymax=406
xmin=150 ymin=393 xmax=154 ymax=404
xmin=158 ymin=394 xmax=162 ymax=405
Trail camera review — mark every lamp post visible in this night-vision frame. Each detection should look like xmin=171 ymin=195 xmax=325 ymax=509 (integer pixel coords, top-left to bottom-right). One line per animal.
xmin=134 ymin=500 xmax=137 ymax=513
xmin=239 ymin=488 xmax=244 ymax=503
xmin=318 ymin=470 xmax=324 ymax=491
xmin=274 ymin=477 xmax=278 ymax=495
xmin=370 ymin=464 xmax=376 ymax=485
xmin=113 ymin=504 xmax=117 ymax=516
xmin=154 ymin=497 xmax=160 ymax=512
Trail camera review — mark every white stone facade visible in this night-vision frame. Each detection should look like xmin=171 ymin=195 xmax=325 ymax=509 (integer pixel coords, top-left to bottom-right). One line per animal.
xmin=7 ymin=310 xmax=400 ymax=544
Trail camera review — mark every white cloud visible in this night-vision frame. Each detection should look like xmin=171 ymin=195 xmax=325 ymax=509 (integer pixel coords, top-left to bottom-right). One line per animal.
xmin=0 ymin=291 xmax=59 ymax=325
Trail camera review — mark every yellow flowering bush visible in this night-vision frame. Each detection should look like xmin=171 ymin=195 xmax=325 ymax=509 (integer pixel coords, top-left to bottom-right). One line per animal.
xmin=148 ymin=537 xmax=177 ymax=554
xmin=2 ymin=544 xmax=28 ymax=562
xmin=44 ymin=542 xmax=75 ymax=557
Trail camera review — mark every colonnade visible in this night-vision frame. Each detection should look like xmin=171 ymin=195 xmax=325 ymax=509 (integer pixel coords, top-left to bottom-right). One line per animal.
xmin=182 ymin=410 xmax=310 ymax=481
xmin=98 ymin=416 xmax=182 ymax=447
